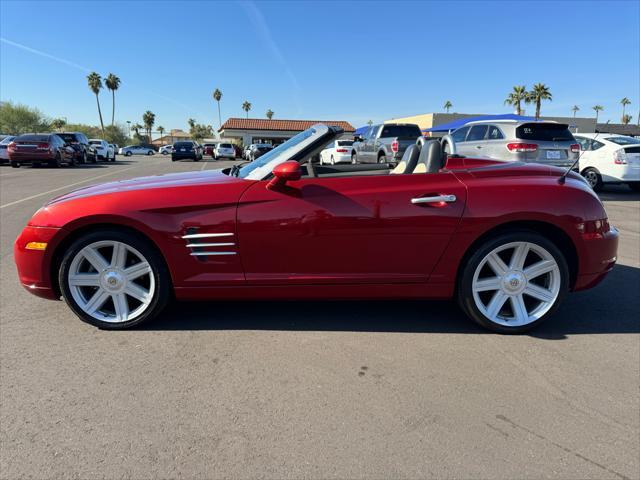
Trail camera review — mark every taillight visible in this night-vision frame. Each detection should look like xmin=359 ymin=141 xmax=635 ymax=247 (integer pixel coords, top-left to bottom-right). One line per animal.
xmin=570 ymin=143 xmax=580 ymax=154
xmin=336 ymin=148 xmax=349 ymax=153
xmin=577 ymin=218 xmax=610 ymax=239
xmin=36 ymin=143 xmax=49 ymax=150
xmin=613 ymin=149 xmax=627 ymax=164
xmin=391 ymin=139 xmax=399 ymax=153
xmin=506 ymin=143 xmax=538 ymax=153
xmin=7 ymin=142 xmax=16 ymax=151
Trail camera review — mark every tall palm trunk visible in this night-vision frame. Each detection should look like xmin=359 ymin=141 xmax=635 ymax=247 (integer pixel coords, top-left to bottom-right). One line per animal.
xmin=535 ymin=100 xmax=541 ymax=119
xmin=95 ymin=94 xmax=105 ymax=136
xmin=111 ymin=90 xmax=115 ymax=127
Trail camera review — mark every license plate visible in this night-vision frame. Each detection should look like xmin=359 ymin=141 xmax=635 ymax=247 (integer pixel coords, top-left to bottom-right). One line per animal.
xmin=180 ymin=148 xmax=185 ymax=152
xmin=546 ymin=150 xmax=561 ymax=159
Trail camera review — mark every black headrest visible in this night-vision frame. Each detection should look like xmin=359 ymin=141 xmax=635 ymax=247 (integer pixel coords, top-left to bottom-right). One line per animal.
xmin=417 ymin=140 xmax=445 ymax=173
xmin=400 ymin=144 xmax=421 ymax=174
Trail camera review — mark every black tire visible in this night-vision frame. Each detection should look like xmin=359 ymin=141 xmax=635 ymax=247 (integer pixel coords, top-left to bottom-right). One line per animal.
xmin=49 ymin=154 xmax=61 ymax=168
xmin=457 ymin=230 xmax=569 ymax=334
xmin=58 ymin=229 xmax=170 ymax=329
xmin=378 ymin=154 xmax=387 ymax=164
xmin=10 ymin=161 xmax=19 ymax=168
xmin=125 ymin=151 xmax=132 ymax=157
xmin=582 ymin=168 xmax=603 ymax=192
xmin=80 ymin=151 xmax=87 ymax=164
xmin=628 ymin=183 xmax=640 ymax=192
xmin=147 ymin=150 xmax=154 ymax=155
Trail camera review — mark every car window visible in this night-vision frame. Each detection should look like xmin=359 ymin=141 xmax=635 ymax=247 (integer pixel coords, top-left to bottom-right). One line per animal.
xmin=1 ymin=136 xmax=15 ymax=145
xmin=606 ymin=136 xmax=640 ymax=145
xmin=337 ymin=140 xmax=354 ymax=147
xmin=451 ymin=126 xmax=470 ymax=142
xmin=220 ymin=143 xmax=232 ymax=148
xmin=487 ymin=125 xmax=504 ymax=140
xmin=516 ymin=123 xmax=574 ymax=141
xmin=575 ymin=137 xmax=591 ymax=151
xmin=380 ymin=124 xmax=421 ymax=139
xmin=16 ymin=134 xmax=50 ymax=142
xmin=466 ymin=125 xmax=489 ymax=141
xmin=591 ymin=140 xmax=605 ymax=150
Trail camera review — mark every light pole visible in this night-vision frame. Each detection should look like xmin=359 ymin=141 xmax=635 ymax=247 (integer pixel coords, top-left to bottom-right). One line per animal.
xmin=126 ymin=120 xmax=132 ymax=139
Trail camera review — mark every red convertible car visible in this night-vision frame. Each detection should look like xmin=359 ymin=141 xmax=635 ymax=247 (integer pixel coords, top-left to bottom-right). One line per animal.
xmin=14 ymin=125 xmax=618 ymax=333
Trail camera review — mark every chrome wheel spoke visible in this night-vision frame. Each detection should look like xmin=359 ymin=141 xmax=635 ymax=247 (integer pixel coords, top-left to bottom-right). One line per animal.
xmin=112 ymin=293 xmax=129 ymax=322
xmin=474 ymin=277 xmax=501 ymax=292
xmin=524 ymin=260 xmax=556 ymax=280
xmin=84 ymin=289 xmax=110 ymax=314
xmin=81 ymin=246 xmax=109 ymax=271
xmin=510 ymin=295 xmax=529 ymax=324
xmin=111 ymin=242 xmax=127 ymax=268
xmin=524 ymin=284 xmax=555 ymax=303
xmin=486 ymin=291 xmax=508 ymax=319
xmin=124 ymin=262 xmax=151 ymax=280
xmin=509 ymin=242 xmax=529 ymax=270
xmin=68 ymin=273 xmax=100 ymax=287
xmin=487 ymin=253 xmax=508 ymax=276
xmin=124 ymin=282 xmax=152 ymax=303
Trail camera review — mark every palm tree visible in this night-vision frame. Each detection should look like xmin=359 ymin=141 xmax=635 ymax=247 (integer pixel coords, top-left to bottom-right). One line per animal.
xmin=592 ymin=105 xmax=604 ymax=123
xmin=131 ymin=123 xmax=142 ymax=137
xmin=527 ymin=83 xmax=552 ymax=119
xmin=266 ymin=109 xmax=274 ymax=120
xmin=105 ymin=73 xmax=121 ymax=127
xmin=242 ymin=101 xmax=252 ymax=118
xmin=142 ymin=111 xmax=155 ymax=142
xmin=622 ymin=114 xmax=632 ymax=125
xmin=187 ymin=118 xmax=196 ymax=129
xmin=504 ymin=85 xmax=527 ymax=115
xmin=87 ymin=72 xmax=105 ymax=136
xmin=213 ymin=88 xmax=223 ymax=127
xmin=443 ymin=100 xmax=453 ymax=113
xmin=571 ymin=105 xmax=580 ymax=118
xmin=620 ymin=97 xmax=631 ymax=123
xmin=157 ymin=126 xmax=165 ymax=144
xmin=367 ymin=120 xmax=373 ymax=126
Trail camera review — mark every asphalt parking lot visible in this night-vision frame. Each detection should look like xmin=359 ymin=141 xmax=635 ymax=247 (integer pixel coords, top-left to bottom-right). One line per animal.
xmin=1 ymin=156 xmax=638 ymax=479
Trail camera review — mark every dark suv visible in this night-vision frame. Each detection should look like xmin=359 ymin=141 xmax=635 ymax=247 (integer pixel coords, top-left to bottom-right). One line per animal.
xmin=57 ymin=132 xmax=97 ymax=163
xmin=171 ymin=141 xmax=203 ymax=162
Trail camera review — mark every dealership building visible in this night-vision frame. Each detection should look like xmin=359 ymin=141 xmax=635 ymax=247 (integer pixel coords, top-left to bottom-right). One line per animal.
xmin=218 ymin=118 xmax=355 ymax=145
xmin=384 ymin=112 xmax=598 ymax=135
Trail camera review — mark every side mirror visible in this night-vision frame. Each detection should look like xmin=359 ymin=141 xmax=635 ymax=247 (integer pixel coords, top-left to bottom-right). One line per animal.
xmin=354 ymin=135 xmax=363 ymax=142
xmin=268 ymin=161 xmax=301 ymax=190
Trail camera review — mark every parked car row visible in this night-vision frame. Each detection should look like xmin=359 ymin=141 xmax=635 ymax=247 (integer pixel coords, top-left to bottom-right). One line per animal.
xmin=2 ymin=131 xmax=118 ymax=168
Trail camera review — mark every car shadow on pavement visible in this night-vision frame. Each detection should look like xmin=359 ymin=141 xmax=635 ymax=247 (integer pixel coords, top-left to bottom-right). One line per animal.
xmin=144 ymin=264 xmax=640 ymax=338
xmin=597 ymin=185 xmax=640 ymax=202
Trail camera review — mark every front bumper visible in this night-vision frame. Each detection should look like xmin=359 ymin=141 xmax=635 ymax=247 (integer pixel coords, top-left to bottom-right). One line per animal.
xmin=573 ymin=226 xmax=619 ymax=291
xmin=14 ymin=226 xmax=65 ymax=300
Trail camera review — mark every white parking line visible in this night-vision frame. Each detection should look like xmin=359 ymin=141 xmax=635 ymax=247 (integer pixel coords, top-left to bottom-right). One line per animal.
xmin=0 ymin=165 xmax=140 ymax=209
xmin=200 ymin=160 xmax=209 ymax=171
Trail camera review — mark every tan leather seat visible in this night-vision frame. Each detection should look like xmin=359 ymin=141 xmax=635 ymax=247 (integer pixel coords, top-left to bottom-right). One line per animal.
xmin=390 ymin=144 xmax=420 ymax=174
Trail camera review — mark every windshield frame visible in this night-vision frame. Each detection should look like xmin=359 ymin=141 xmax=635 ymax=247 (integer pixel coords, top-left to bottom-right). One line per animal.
xmin=238 ymin=124 xmax=336 ymax=180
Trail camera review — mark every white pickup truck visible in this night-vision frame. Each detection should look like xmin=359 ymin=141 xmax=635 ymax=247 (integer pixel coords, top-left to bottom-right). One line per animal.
xmin=89 ymin=139 xmax=116 ymax=161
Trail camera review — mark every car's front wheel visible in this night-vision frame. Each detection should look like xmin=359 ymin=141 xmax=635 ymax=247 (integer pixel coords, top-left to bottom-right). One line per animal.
xmin=457 ymin=231 xmax=568 ymax=333
xmin=125 ymin=151 xmax=132 ymax=157
xmin=59 ymin=230 xmax=170 ymax=329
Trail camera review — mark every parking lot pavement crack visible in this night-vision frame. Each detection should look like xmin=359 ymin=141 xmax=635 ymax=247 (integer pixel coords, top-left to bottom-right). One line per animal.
xmin=495 ymin=414 xmax=631 ymax=480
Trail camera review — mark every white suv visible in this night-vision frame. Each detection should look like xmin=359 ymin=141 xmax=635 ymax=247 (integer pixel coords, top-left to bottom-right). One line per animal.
xmin=89 ymin=139 xmax=115 ymax=161
xmin=573 ymin=133 xmax=640 ymax=192
xmin=214 ymin=143 xmax=235 ymax=159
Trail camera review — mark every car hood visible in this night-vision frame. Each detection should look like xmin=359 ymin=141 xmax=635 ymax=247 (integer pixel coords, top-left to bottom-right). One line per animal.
xmin=47 ymin=169 xmax=244 ymax=205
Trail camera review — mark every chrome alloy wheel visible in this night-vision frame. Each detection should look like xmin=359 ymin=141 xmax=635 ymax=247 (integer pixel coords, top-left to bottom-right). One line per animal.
xmin=67 ymin=240 xmax=155 ymax=323
xmin=584 ymin=170 xmax=599 ymax=188
xmin=471 ymin=241 xmax=561 ymax=327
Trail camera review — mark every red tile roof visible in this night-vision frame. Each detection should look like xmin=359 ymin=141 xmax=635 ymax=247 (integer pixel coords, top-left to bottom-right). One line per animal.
xmin=219 ymin=118 xmax=355 ymax=133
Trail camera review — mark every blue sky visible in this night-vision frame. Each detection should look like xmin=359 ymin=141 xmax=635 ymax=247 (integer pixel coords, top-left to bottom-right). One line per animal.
xmin=1 ymin=0 xmax=638 ymax=131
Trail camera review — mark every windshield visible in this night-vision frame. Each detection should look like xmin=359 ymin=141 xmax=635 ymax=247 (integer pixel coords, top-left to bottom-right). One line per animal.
xmin=0 ymin=136 xmax=15 ymax=145
xmin=17 ymin=134 xmax=49 ymax=142
xmin=606 ymin=136 xmax=640 ymax=145
xmin=516 ymin=123 xmax=574 ymax=141
xmin=238 ymin=125 xmax=330 ymax=180
xmin=89 ymin=141 xmax=103 ymax=145
xmin=57 ymin=134 xmax=77 ymax=142
xmin=337 ymin=140 xmax=353 ymax=146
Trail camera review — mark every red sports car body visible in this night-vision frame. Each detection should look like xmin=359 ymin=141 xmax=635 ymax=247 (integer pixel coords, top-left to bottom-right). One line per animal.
xmin=14 ymin=125 xmax=618 ymax=332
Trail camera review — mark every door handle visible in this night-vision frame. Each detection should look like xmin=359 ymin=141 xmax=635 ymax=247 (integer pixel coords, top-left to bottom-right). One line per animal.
xmin=411 ymin=194 xmax=457 ymax=204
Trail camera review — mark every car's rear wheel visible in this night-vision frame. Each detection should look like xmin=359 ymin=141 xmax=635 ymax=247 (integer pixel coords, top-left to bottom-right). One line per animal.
xmin=10 ymin=161 xmax=19 ymax=168
xmin=457 ymin=231 xmax=568 ymax=333
xmin=125 ymin=151 xmax=132 ymax=157
xmin=378 ymin=154 xmax=387 ymax=163
xmin=49 ymin=154 xmax=61 ymax=168
xmin=147 ymin=150 xmax=153 ymax=155
xmin=59 ymin=230 xmax=170 ymax=329
xmin=582 ymin=168 xmax=603 ymax=192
